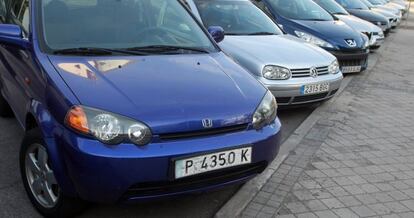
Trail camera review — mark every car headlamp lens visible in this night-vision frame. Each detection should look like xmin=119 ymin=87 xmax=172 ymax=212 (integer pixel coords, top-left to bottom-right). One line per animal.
xmin=90 ymin=114 xmax=122 ymax=144
xmin=294 ymin=31 xmax=334 ymax=48
xmin=328 ymin=60 xmax=340 ymax=74
xmin=65 ymin=106 xmax=152 ymax=146
xmin=263 ymin=65 xmax=291 ymax=80
xmin=252 ymin=91 xmax=277 ymax=130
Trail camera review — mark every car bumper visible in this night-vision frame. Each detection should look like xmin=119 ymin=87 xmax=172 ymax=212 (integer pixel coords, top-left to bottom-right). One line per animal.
xmin=258 ymin=73 xmax=343 ymax=106
xmin=54 ymin=120 xmax=282 ymax=203
xmin=329 ymin=50 xmax=369 ymax=73
xmin=370 ymin=35 xmax=385 ymax=49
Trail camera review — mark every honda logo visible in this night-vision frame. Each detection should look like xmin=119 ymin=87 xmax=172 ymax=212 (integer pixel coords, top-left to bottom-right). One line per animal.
xmin=310 ymin=67 xmax=318 ymax=78
xmin=202 ymin=119 xmax=213 ymax=128
xmin=345 ymin=39 xmax=357 ymax=47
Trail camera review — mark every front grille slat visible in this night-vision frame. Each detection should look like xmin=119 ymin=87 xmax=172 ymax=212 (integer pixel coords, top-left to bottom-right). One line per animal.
xmin=159 ymin=124 xmax=248 ymax=140
xmin=291 ymin=66 xmax=329 ymax=78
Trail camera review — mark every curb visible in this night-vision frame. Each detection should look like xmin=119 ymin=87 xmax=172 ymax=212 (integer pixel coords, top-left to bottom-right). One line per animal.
xmin=215 ymin=51 xmax=381 ymax=218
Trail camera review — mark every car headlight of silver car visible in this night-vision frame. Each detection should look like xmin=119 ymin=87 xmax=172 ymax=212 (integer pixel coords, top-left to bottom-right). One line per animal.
xmin=262 ymin=65 xmax=291 ymax=80
xmin=65 ymin=106 xmax=152 ymax=145
xmin=252 ymin=91 xmax=278 ymax=130
xmin=328 ymin=60 xmax=340 ymax=74
xmin=294 ymin=31 xmax=334 ymax=48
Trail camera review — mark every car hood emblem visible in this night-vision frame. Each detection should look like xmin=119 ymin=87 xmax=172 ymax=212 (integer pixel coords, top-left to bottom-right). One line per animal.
xmin=202 ymin=119 xmax=213 ymax=128
xmin=345 ymin=39 xmax=357 ymax=47
xmin=310 ymin=67 xmax=318 ymax=78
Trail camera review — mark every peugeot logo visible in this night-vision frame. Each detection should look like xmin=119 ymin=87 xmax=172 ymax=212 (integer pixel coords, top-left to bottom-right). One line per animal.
xmin=310 ymin=67 xmax=318 ymax=78
xmin=345 ymin=39 xmax=357 ymax=47
xmin=202 ymin=119 xmax=213 ymax=129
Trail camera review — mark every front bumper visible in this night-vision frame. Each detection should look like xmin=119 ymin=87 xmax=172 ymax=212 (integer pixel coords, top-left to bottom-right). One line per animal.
xmin=329 ymin=50 xmax=369 ymax=73
xmin=259 ymin=73 xmax=343 ymax=106
xmin=370 ymin=34 xmax=385 ymax=49
xmin=54 ymin=120 xmax=282 ymax=203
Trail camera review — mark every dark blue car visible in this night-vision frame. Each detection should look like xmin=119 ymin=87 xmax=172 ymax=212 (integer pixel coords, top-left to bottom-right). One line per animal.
xmin=253 ymin=0 xmax=370 ymax=74
xmin=0 ymin=0 xmax=281 ymax=216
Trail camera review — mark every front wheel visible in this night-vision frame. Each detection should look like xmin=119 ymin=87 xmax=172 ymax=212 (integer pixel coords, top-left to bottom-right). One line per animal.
xmin=20 ymin=128 xmax=86 ymax=218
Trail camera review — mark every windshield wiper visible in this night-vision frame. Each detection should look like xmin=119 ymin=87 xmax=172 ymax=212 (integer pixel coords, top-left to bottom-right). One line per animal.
xmin=307 ymin=19 xmax=329 ymax=21
xmin=125 ymin=45 xmax=209 ymax=54
xmin=332 ymin=12 xmax=348 ymax=15
xmin=53 ymin=47 xmax=149 ymax=56
xmin=247 ymin=32 xmax=277 ymax=35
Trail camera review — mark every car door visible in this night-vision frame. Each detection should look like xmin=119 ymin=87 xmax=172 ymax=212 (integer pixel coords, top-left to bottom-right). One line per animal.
xmin=0 ymin=0 xmax=39 ymax=124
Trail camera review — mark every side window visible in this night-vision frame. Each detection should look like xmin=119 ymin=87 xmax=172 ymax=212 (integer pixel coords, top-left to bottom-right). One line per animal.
xmin=12 ymin=0 xmax=29 ymax=33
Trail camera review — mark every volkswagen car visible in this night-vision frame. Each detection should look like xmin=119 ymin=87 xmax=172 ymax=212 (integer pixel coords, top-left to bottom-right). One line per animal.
xmin=0 ymin=0 xmax=282 ymax=217
xmin=252 ymin=0 xmax=370 ymax=74
xmin=335 ymin=0 xmax=392 ymax=33
xmin=314 ymin=0 xmax=385 ymax=49
xmin=185 ymin=0 xmax=343 ymax=107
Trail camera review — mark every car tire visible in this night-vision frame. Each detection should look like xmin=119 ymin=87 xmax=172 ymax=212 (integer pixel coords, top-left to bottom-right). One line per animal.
xmin=20 ymin=128 xmax=87 ymax=218
xmin=0 ymin=93 xmax=13 ymax=117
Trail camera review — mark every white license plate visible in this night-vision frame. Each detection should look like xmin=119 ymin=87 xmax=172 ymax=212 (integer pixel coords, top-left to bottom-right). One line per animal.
xmin=342 ymin=66 xmax=361 ymax=73
xmin=174 ymin=147 xmax=252 ymax=179
xmin=301 ymin=83 xmax=329 ymax=95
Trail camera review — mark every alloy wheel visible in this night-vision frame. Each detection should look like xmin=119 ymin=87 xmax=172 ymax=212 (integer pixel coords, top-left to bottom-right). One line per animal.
xmin=25 ymin=143 xmax=60 ymax=208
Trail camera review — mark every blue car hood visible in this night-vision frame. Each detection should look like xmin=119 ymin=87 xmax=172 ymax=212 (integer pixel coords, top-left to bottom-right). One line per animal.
xmin=48 ymin=52 xmax=266 ymax=134
xmin=347 ymin=9 xmax=388 ymax=23
xmin=291 ymin=20 xmax=365 ymax=48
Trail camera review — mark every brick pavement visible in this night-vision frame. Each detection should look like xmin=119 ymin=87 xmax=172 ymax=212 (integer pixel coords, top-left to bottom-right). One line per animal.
xmin=241 ymin=16 xmax=414 ymax=218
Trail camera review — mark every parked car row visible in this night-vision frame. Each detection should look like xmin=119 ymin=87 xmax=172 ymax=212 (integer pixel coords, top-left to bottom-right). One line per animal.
xmin=0 ymin=0 xmax=408 ymax=217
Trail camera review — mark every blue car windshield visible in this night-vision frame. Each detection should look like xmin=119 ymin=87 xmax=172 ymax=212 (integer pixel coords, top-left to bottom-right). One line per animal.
xmin=266 ymin=0 xmax=334 ymax=21
xmin=367 ymin=0 xmax=384 ymax=5
xmin=335 ymin=0 xmax=369 ymax=9
xmin=194 ymin=0 xmax=283 ymax=36
xmin=313 ymin=0 xmax=349 ymax=15
xmin=38 ymin=0 xmax=217 ymax=53
xmin=360 ymin=0 xmax=375 ymax=8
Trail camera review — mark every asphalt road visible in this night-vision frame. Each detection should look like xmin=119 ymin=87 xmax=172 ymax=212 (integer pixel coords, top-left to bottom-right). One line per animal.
xmin=0 ymin=102 xmax=315 ymax=218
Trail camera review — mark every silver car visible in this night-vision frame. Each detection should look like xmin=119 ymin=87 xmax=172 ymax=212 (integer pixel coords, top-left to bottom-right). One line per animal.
xmin=362 ymin=0 xmax=402 ymax=28
xmin=314 ymin=0 xmax=385 ymax=49
xmin=185 ymin=0 xmax=343 ymax=106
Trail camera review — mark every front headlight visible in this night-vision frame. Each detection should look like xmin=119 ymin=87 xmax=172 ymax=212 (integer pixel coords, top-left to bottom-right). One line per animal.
xmin=262 ymin=65 xmax=291 ymax=80
xmin=252 ymin=91 xmax=277 ymax=130
xmin=65 ymin=106 xmax=152 ymax=146
xmin=328 ymin=60 xmax=340 ymax=74
xmin=294 ymin=31 xmax=334 ymax=48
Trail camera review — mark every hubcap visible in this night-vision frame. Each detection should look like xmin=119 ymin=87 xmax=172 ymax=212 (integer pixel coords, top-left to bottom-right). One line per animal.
xmin=25 ymin=143 xmax=59 ymax=208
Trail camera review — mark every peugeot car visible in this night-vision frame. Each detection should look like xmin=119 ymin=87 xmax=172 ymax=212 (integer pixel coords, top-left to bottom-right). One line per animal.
xmin=335 ymin=0 xmax=391 ymax=33
xmin=185 ymin=0 xmax=343 ymax=107
xmin=314 ymin=0 xmax=384 ymax=49
xmin=0 ymin=0 xmax=282 ymax=217
xmin=253 ymin=0 xmax=370 ymax=74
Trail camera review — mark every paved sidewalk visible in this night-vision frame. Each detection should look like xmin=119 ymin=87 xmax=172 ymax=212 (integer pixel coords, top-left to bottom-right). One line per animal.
xmin=241 ymin=15 xmax=414 ymax=218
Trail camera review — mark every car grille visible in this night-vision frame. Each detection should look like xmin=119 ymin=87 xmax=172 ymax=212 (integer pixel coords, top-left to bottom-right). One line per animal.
xmin=291 ymin=66 xmax=329 ymax=78
xmin=121 ymin=161 xmax=267 ymax=199
xmin=292 ymin=92 xmax=329 ymax=103
xmin=159 ymin=124 xmax=248 ymax=140
xmin=339 ymin=59 xmax=365 ymax=67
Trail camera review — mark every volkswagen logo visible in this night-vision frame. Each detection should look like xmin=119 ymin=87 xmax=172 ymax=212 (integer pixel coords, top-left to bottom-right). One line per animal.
xmin=202 ymin=119 xmax=213 ymax=129
xmin=345 ymin=39 xmax=357 ymax=47
xmin=310 ymin=67 xmax=318 ymax=78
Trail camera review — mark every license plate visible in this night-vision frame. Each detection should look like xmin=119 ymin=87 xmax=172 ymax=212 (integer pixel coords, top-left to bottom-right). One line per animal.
xmin=301 ymin=83 xmax=329 ymax=95
xmin=174 ymin=147 xmax=252 ymax=179
xmin=342 ymin=66 xmax=362 ymax=73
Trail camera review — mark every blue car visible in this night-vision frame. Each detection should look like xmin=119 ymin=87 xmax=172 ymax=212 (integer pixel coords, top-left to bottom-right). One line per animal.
xmin=253 ymin=0 xmax=370 ymax=74
xmin=0 ymin=0 xmax=281 ymax=216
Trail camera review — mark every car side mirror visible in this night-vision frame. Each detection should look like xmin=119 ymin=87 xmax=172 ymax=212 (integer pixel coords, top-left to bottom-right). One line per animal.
xmin=0 ymin=24 xmax=29 ymax=48
xmin=208 ymin=26 xmax=225 ymax=43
